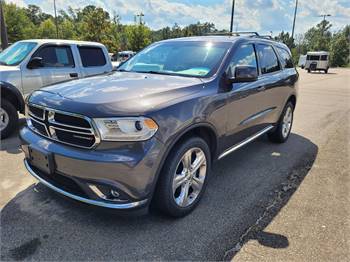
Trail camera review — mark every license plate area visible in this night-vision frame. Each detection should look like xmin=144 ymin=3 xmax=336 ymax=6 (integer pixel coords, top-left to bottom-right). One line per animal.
xmin=29 ymin=146 xmax=55 ymax=174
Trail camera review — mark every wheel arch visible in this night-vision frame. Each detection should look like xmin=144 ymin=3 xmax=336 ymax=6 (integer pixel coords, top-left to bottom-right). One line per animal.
xmin=148 ymin=122 xmax=219 ymax=204
xmin=287 ymin=94 xmax=297 ymax=110
xmin=0 ymin=81 xmax=25 ymax=113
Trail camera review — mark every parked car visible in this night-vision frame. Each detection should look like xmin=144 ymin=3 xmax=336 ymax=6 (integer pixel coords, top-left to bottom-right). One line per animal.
xmin=298 ymin=54 xmax=306 ymax=69
xmin=305 ymin=51 xmax=329 ymax=73
xmin=111 ymin=51 xmax=135 ymax=66
xmin=0 ymin=39 xmax=113 ymax=139
xmin=20 ymin=34 xmax=298 ymax=217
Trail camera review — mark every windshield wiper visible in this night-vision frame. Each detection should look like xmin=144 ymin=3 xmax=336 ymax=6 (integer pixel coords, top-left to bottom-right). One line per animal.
xmin=116 ymin=69 xmax=129 ymax=72
xmin=136 ymin=70 xmax=174 ymax=76
xmin=0 ymin=61 xmax=8 ymax=66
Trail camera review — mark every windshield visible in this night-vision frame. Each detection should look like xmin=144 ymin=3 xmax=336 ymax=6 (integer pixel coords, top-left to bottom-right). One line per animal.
xmin=118 ymin=41 xmax=231 ymax=77
xmin=0 ymin=42 xmax=37 ymax=66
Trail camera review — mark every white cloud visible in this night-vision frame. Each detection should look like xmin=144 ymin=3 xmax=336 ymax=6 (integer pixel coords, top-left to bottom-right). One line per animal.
xmin=18 ymin=0 xmax=350 ymax=34
xmin=6 ymin=0 xmax=26 ymax=7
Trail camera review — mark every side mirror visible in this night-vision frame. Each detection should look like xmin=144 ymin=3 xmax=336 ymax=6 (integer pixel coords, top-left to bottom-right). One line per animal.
xmin=227 ymin=66 xmax=258 ymax=83
xmin=27 ymin=57 xmax=43 ymax=69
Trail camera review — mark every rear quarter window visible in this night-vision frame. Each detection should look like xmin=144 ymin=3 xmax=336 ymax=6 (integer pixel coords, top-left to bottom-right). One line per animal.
xmin=276 ymin=47 xmax=294 ymax=68
xmin=256 ymin=44 xmax=280 ymax=74
xmin=78 ymin=46 xmax=106 ymax=67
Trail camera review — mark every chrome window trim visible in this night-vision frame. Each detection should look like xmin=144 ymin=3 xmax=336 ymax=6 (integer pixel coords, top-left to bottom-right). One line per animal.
xmin=27 ymin=103 xmax=101 ymax=149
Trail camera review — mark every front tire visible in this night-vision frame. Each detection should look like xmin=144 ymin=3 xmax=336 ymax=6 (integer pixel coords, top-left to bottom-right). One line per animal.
xmin=268 ymin=102 xmax=294 ymax=143
xmin=154 ymin=137 xmax=211 ymax=217
xmin=0 ymin=99 xmax=18 ymax=139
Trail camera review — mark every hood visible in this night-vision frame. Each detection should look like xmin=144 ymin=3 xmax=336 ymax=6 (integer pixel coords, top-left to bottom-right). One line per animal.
xmin=0 ymin=65 xmax=19 ymax=72
xmin=29 ymin=72 xmax=205 ymax=117
xmin=0 ymin=65 xmax=21 ymax=88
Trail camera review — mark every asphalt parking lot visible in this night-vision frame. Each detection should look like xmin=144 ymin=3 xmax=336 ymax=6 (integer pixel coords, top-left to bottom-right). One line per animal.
xmin=0 ymin=68 xmax=349 ymax=261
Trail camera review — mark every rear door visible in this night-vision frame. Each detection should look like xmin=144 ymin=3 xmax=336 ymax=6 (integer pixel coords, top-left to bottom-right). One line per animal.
xmin=254 ymin=43 xmax=285 ymax=124
xmin=21 ymin=45 xmax=79 ymax=94
xmin=77 ymin=46 xmax=111 ymax=77
xmin=223 ymin=43 xmax=269 ymax=148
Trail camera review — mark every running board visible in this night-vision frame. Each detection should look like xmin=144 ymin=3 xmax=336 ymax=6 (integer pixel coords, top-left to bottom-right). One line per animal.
xmin=218 ymin=125 xmax=274 ymax=160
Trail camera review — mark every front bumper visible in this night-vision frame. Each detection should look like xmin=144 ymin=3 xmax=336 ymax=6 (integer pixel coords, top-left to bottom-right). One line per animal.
xmin=24 ymin=159 xmax=148 ymax=209
xmin=20 ymin=126 xmax=165 ymax=209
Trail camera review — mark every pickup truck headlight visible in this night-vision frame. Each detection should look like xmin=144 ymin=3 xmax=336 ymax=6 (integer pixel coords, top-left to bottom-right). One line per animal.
xmin=93 ymin=117 xmax=158 ymax=141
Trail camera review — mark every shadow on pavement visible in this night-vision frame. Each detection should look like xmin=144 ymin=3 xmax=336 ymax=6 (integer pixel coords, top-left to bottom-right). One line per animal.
xmin=0 ymin=118 xmax=25 ymax=154
xmin=0 ymin=133 xmax=318 ymax=261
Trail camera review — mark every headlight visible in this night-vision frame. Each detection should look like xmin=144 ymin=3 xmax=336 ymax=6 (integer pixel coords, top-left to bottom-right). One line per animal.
xmin=93 ymin=117 xmax=158 ymax=141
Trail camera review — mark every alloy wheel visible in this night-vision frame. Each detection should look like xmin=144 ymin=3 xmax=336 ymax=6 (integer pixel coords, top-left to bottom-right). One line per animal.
xmin=0 ymin=108 xmax=9 ymax=132
xmin=282 ymin=106 xmax=292 ymax=138
xmin=172 ymin=147 xmax=207 ymax=207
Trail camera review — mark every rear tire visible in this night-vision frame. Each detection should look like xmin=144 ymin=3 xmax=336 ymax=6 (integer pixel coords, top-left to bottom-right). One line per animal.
xmin=268 ymin=102 xmax=294 ymax=143
xmin=0 ymin=99 xmax=18 ymax=139
xmin=153 ymin=137 xmax=211 ymax=217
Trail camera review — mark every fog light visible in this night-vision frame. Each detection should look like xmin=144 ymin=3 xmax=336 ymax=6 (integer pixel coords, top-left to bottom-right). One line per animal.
xmin=111 ymin=189 xmax=120 ymax=198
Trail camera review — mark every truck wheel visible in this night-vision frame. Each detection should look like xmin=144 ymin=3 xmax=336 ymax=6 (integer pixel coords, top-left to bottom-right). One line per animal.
xmin=0 ymin=99 xmax=18 ymax=139
xmin=307 ymin=69 xmax=311 ymax=73
xmin=325 ymin=68 xmax=328 ymax=74
xmin=268 ymin=102 xmax=294 ymax=143
xmin=154 ymin=137 xmax=211 ymax=217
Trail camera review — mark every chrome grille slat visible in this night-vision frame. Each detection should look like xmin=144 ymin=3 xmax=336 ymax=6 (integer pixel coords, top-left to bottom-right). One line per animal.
xmin=27 ymin=104 xmax=99 ymax=149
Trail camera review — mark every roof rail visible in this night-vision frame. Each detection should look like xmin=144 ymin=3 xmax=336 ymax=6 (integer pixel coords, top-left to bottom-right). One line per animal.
xmin=204 ymin=31 xmax=276 ymax=41
xmin=204 ymin=31 xmax=259 ymax=37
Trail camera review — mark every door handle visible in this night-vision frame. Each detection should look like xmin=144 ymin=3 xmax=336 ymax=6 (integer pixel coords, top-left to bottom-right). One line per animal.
xmin=257 ymin=86 xmax=266 ymax=91
xmin=69 ymin=73 xmax=78 ymax=78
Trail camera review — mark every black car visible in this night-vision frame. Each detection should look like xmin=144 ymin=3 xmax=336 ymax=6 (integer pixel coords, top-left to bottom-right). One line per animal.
xmin=20 ymin=33 xmax=298 ymax=217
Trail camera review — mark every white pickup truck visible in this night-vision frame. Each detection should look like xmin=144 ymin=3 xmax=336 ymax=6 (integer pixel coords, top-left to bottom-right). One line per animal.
xmin=0 ymin=39 xmax=114 ymax=139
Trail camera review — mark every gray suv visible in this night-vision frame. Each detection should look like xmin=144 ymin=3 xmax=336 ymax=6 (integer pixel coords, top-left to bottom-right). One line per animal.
xmin=20 ymin=34 xmax=298 ymax=217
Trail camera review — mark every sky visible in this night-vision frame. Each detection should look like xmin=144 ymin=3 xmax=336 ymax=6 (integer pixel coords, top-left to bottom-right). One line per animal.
xmin=7 ymin=0 xmax=350 ymax=35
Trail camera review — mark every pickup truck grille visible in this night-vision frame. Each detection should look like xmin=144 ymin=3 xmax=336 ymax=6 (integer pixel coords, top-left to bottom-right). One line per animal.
xmin=27 ymin=104 xmax=99 ymax=149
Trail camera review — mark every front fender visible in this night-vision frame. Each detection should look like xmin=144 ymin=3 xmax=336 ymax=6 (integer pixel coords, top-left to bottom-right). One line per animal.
xmin=0 ymin=81 xmax=25 ymax=113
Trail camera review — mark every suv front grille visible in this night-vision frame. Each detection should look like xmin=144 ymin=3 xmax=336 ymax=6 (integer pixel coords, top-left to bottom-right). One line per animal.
xmin=27 ymin=104 xmax=99 ymax=149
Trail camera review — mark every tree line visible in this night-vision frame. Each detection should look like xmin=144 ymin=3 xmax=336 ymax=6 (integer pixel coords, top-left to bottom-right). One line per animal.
xmin=1 ymin=2 xmax=349 ymax=67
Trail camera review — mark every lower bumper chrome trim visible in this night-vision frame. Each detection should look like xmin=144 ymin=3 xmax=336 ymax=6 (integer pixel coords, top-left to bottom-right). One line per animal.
xmin=24 ymin=159 xmax=148 ymax=209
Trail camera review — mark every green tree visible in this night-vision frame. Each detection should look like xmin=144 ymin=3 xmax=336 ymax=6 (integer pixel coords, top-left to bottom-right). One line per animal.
xmin=330 ymin=26 xmax=350 ymax=67
xmin=304 ymin=20 xmax=332 ymax=51
xmin=3 ymin=3 xmax=35 ymax=42
xmin=37 ymin=19 xmax=56 ymax=39
xmin=25 ymin=5 xmax=52 ymax=26
xmin=60 ymin=19 xmax=76 ymax=39
xmin=80 ymin=6 xmax=111 ymax=42
xmin=274 ymin=31 xmax=295 ymax=49
xmin=126 ymin=24 xmax=151 ymax=51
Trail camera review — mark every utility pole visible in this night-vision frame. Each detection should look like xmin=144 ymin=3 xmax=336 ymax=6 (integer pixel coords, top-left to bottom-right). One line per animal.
xmin=135 ymin=12 xmax=144 ymax=25
xmin=0 ymin=0 xmax=9 ymax=49
xmin=318 ymin=14 xmax=331 ymax=36
xmin=53 ymin=0 xmax=59 ymax=38
xmin=319 ymin=14 xmax=331 ymax=22
xmin=291 ymin=0 xmax=298 ymax=40
xmin=230 ymin=0 xmax=235 ymax=32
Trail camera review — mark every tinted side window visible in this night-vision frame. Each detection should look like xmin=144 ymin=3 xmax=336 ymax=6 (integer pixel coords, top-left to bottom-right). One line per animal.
xmin=276 ymin=47 xmax=294 ymax=68
xmin=307 ymin=55 xmax=320 ymax=61
xmin=36 ymin=46 xmax=74 ymax=68
xmin=321 ymin=55 xmax=328 ymax=61
xmin=78 ymin=47 xmax=106 ymax=67
xmin=229 ymin=44 xmax=258 ymax=73
xmin=256 ymin=44 xmax=280 ymax=74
